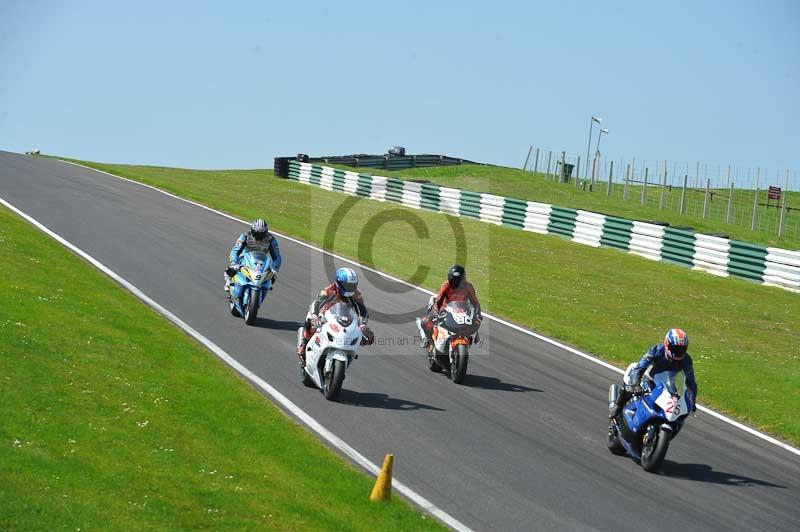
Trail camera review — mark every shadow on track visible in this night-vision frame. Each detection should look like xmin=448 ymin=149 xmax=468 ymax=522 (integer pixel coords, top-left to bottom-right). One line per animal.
xmin=338 ymin=389 xmax=445 ymax=411
xmin=254 ymin=317 xmax=304 ymax=331
xmin=463 ymin=374 xmax=543 ymax=393
xmin=661 ymin=461 xmax=786 ymax=488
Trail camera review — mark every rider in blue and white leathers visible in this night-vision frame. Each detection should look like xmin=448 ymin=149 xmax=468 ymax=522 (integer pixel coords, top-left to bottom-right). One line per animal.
xmin=225 ymin=219 xmax=282 ymax=300
xmin=609 ymin=329 xmax=698 ymax=418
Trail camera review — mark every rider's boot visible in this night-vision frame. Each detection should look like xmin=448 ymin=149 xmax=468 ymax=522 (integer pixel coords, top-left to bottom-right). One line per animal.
xmin=416 ymin=317 xmax=430 ymax=349
xmin=297 ymin=337 xmax=309 ymax=367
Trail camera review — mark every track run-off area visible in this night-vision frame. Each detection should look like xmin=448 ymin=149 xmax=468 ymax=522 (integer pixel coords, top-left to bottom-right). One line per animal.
xmin=1 ymin=151 xmax=798 ymax=531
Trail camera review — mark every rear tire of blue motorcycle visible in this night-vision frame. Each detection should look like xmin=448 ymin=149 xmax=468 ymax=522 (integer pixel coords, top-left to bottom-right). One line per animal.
xmin=229 ymin=300 xmax=240 ymax=317
xmin=607 ymin=421 xmax=625 ymax=455
xmin=641 ymin=427 xmax=671 ymax=473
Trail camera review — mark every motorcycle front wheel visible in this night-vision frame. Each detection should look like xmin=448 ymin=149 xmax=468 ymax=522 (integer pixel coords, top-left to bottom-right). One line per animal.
xmin=450 ymin=343 xmax=469 ymax=384
xmin=244 ymin=289 xmax=259 ymax=325
xmin=640 ymin=425 xmax=671 ymax=472
xmin=323 ymin=359 xmax=346 ymax=401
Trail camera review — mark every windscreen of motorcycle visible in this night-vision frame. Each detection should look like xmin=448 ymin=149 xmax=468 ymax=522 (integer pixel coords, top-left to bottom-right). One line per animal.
xmin=439 ymin=300 xmax=477 ymax=334
xmin=327 ymin=302 xmax=358 ymax=329
xmin=242 ymin=251 xmax=272 ymax=285
xmin=652 ymin=370 xmax=689 ymax=422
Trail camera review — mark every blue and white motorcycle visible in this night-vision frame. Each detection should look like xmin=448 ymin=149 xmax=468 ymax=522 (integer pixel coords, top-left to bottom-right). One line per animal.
xmin=607 ymin=364 xmax=694 ymax=472
xmin=227 ymin=251 xmax=275 ymax=325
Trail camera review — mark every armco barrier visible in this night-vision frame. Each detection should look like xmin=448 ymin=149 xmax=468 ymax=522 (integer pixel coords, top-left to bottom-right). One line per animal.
xmin=286 ymin=160 xmax=800 ymax=292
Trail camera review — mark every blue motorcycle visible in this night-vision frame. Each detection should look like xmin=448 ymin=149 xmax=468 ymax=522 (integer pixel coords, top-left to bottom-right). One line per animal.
xmin=607 ymin=365 xmax=694 ymax=472
xmin=227 ymin=251 xmax=275 ymax=325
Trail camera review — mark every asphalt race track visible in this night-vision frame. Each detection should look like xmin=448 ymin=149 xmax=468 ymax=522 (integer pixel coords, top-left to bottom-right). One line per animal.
xmin=1 ymin=151 xmax=798 ymax=531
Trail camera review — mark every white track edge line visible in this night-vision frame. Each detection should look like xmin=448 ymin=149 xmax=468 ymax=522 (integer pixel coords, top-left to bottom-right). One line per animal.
xmin=56 ymin=159 xmax=800 ymax=457
xmin=0 ymin=195 xmax=474 ymax=532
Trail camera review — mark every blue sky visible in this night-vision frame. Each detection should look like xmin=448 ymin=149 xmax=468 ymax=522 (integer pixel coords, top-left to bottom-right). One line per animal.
xmin=1 ymin=1 xmax=798 ymax=172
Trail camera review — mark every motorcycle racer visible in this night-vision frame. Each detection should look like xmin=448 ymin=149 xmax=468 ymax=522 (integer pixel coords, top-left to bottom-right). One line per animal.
xmin=296 ymin=267 xmax=373 ymax=366
xmin=416 ymin=265 xmax=482 ymax=349
xmin=609 ymin=328 xmax=698 ymax=419
xmin=225 ymin=219 xmax=282 ymax=296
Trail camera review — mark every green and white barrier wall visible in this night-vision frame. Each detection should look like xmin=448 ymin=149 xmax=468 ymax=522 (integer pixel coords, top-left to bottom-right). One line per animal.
xmin=288 ymin=161 xmax=800 ymax=292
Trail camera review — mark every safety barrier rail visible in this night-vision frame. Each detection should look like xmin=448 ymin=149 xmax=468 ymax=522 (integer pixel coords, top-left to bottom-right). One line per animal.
xmin=287 ymin=161 xmax=799 ymax=292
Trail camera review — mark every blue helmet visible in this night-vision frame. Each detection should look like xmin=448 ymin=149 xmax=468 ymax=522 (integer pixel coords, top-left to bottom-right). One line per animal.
xmin=335 ymin=267 xmax=358 ymax=297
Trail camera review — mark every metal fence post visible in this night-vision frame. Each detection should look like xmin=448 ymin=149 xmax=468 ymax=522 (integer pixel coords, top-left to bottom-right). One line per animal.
xmin=641 ymin=168 xmax=649 ymax=205
xmin=751 ymin=167 xmax=760 ymax=231
xmin=607 ymin=160 xmax=614 ymax=196
xmin=659 ymin=160 xmax=667 ymax=209
xmin=726 ymin=181 xmax=734 ymax=223
xmin=680 ymin=174 xmax=688 ymax=214
xmin=623 ymin=164 xmax=631 ymax=200
xmin=702 ymin=178 xmax=711 ymax=219
xmin=575 ymin=157 xmax=581 ymax=187
xmin=560 ymin=151 xmax=566 ymax=183
xmin=533 ymin=148 xmax=540 ymax=174
xmin=546 ymin=151 xmax=552 ymax=177
xmin=522 ymin=146 xmax=532 ymax=171
xmin=778 ymin=170 xmax=789 ymax=237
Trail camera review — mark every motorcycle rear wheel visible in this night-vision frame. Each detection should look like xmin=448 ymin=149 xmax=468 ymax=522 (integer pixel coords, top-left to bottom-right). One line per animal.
xmin=606 ymin=420 xmax=626 ymax=455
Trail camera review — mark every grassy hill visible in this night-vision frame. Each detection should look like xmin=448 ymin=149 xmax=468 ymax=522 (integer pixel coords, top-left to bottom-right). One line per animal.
xmin=327 ymin=163 xmax=799 ymax=249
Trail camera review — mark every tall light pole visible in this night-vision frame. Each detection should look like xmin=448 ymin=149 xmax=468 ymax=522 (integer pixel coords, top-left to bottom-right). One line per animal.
xmin=593 ymin=129 xmax=608 ymax=184
xmin=585 ymin=116 xmax=602 ymax=179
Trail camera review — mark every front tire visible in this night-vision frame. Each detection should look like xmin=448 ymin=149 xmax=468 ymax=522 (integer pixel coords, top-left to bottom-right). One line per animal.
xmin=450 ymin=343 xmax=469 ymax=384
xmin=244 ymin=290 xmax=258 ymax=325
xmin=640 ymin=425 xmax=671 ymax=472
xmin=323 ymin=360 xmax=346 ymax=400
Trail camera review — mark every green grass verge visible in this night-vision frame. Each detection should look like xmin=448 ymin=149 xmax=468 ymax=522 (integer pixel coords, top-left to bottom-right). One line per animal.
xmin=0 ymin=205 xmax=443 ymax=531
xmin=326 ymin=163 xmax=800 ymax=249
xmin=56 ymin=158 xmax=800 ymax=446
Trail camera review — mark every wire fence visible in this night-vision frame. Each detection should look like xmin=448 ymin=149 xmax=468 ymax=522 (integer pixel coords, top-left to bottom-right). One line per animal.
xmin=520 ymin=146 xmax=800 ymax=246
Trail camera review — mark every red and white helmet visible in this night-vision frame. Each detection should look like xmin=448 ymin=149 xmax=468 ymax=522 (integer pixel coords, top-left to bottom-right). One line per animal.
xmin=664 ymin=328 xmax=689 ymax=360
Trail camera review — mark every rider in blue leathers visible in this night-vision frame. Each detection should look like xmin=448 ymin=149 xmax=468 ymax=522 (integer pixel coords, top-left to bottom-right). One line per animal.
xmin=225 ymin=219 xmax=282 ymax=300
xmin=609 ymin=329 xmax=698 ymax=418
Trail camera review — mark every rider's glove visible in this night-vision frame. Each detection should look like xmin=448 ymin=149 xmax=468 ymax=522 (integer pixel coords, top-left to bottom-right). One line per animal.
xmin=311 ymin=315 xmax=321 ymax=329
xmin=360 ymin=324 xmax=375 ymax=346
xmin=631 ymin=383 xmax=644 ymax=396
xmin=225 ymin=264 xmax=240 ymax=277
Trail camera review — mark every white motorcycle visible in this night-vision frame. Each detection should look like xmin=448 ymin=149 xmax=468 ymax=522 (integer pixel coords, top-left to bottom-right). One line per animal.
xmin=297 ymin=301 xmax=366 ymax=401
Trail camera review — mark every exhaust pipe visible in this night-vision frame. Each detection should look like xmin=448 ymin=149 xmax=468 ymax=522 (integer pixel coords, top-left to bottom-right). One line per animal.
xmin=608 ymin=384 xmax=620 ymax=413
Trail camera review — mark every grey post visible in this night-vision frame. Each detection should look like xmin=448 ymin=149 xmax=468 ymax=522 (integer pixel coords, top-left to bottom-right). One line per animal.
xmin=522 ymin=145 xmax=532 ymax=171
xmin=659 ymin=160 xmax=667 ymax=209
xmin=641 ymin=167 xmax=649 ymax=205
xmin=751 ymin=167 xmax=760 ymax=231
xmin=560 ymin=151 xmax=566 ymax=183
xmin=778 ymin=170 xmax=789 ymax=237
xmin=575 ymin=156 xmax=581 ymax=187
xmin=726 ymin=165 xmax=731 ymax=190
xmin=702 ymin=178 xmax=711 ymax=219
xmin=623 ymin=163 xmax=631 ymax=200
xmin=546 ymin=150 xmax=552 ymax=177
xmin=533 ymin=148 xmax=540 ymax=174
xmin=607 ymin=160 xmax=614 ymax=196
xmin=726 ymin=181 xmax=734 ymax=223
xmin=680 ymin=174 xmax=688 ymax=214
